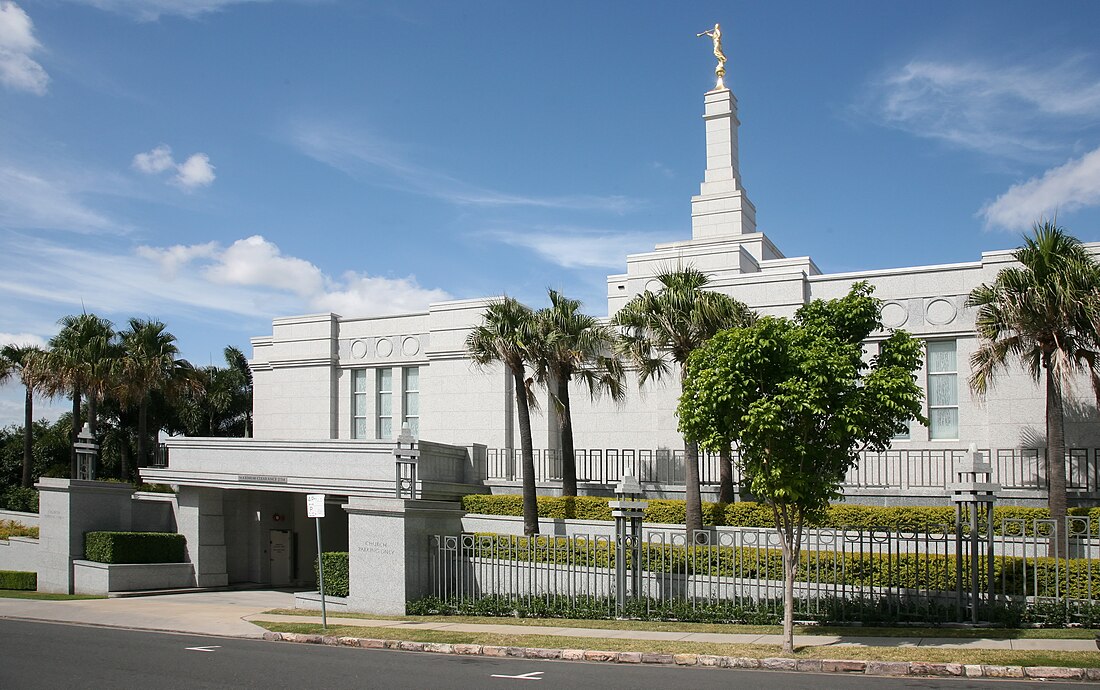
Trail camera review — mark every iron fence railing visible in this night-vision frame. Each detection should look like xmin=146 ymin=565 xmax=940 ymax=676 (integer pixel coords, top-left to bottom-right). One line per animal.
xmin=482 ymin=447 xmax=1100 ymax=494
xmin=429 ymin=516 xmax=1100 ymax=623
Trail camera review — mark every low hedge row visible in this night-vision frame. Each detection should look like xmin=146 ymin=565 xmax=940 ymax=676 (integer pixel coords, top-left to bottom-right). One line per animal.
xmin=465 ymin=533 xmax=1100 ymax=599
xmin=84 ymin=532 xmax=187 ymax=564
xmin=0 ymin=520 xmax=38 ymax=540
xmin=314 ymin=552 xmax=349 ymax=597
xmin=0 ymin=570 xmax=36 ymax=590
xmin=461 ymin=495 xmax=1100 ymax=535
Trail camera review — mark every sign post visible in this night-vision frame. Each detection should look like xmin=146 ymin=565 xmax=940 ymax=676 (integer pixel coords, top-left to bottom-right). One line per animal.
xmin=306 ymin=493 xmax=327 ymax=630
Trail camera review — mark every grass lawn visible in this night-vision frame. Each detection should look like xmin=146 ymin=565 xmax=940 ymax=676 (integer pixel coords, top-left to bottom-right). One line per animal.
xmin=0 ymin=590 xmax=105 ymax=601
xmin=261 ymin=608 xmax=1098 ymax=640
xmin=257 ymin=620 xmax=1100 ymax=668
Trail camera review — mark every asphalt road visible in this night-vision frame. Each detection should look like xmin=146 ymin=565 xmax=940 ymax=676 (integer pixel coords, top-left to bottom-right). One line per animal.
xmin=0 ymin=618 xmax=1089 ymax=689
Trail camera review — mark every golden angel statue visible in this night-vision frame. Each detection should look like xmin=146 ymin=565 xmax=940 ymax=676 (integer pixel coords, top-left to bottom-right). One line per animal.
xmin=697 ymin=23 xmax=727 ymax=88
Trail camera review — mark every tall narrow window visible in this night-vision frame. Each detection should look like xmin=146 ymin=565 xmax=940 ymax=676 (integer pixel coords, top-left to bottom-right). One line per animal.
xmin=377 ymin=368 xmax=393 ymax=439
xmin=927 ymin=340 xmax=959 ymax=440
xmin=879 ymin=342 xmax=910 ymax=440
xmin=403 ymin=366 xmax=420 ymax=438
xmin=351 ymin=369 xmax=368 ymax=439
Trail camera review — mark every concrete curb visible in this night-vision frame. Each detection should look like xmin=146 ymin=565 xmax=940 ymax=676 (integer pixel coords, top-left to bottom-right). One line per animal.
xmin=261 ymin=631 xmax=1098 ymax=681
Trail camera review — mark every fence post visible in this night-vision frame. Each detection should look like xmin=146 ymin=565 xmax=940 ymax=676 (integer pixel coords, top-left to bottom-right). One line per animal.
xmin=950 ymin=443 xmax=1000 ymax=623
xmin=611 ymin=475 xmax=648 ymax=617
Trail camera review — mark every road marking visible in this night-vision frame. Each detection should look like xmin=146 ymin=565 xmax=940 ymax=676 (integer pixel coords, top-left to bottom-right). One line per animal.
xmin=490 ymin=671 xmax=543 ymax=680
xmin=185 ymin=645 xmax=222 ymax=652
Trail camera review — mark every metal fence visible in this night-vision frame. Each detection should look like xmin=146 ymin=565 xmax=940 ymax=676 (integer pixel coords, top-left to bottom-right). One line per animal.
xmin=482 ymin=447 xmax=1100 ymax=494
xmin=429 ymin=516 xmax=1100 ymax=623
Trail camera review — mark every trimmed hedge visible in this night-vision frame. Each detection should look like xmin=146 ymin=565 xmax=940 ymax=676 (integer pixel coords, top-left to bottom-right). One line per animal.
xmin=0 ymin=570 xmax=36 ymax=591
xmin=0 ymin=487 xmax=38 ymax=513
xmin=461 ymin=495 xmax=1100 ymax=535
xmin=84 ymin=532 xmax=187 ymax=564
xmin=314 ymin=552 xmax=349 ymax=597
xmin=466 ymin=533 xmax=1100 ymax=599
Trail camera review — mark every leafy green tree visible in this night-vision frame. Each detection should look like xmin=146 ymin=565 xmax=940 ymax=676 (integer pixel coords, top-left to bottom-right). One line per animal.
xmin=0 ymin=344 xmax=47 ymax=487
xmin=967 ymin=222 xmax=1100 ymax=553
xmin=174 ymin=348 xmax=252 ymax=438
xmin=119 ymin=319 xmax=196 ymax=481
xmin=613 ymin=267 xmax=755 ymax=531
xmin=678 ymin=282 xmax=924 ymax=654
xmin=224 ymin=345 xmax=254 ymax=437
xmin=42 ymin=313 xmax=116 ymax=478
xmin=530 ymin=289 xmax=625 ymax=496
xmin=466 ymin=297 xmax=541 ymax=535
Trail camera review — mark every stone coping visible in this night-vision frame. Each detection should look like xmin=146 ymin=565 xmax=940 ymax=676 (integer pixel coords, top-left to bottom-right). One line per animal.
xmin=261 ymin=631 xmax=1097 ymax=681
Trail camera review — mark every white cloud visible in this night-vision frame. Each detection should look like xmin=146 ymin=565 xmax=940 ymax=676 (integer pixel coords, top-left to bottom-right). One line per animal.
xmin=173 ymin=153 xmax=215 ymax=189
xmin=0 ymin=165 xmax=122 ymax=233
xmin=980 ymin=146 xmax=1100 ymax=231
xmin=482 ymin=227 xmax=665 ymax=269
xmin=132 ymin=145 xmax=216 ymax=190
xmin=0 ymin=1 xmax=48 ymax=95
xmin=0 ymin=331 xmax=46 ymax=348
xmin=132 ymin=144 xmax=175 ymax=174
xmin=66 ymin=0 xmax=274 ymax=21
xmin=864 ymin=57 xmax=1100 ymax=160
xmin=114 ymin=235 xmax=453 ymax=318
xmin=291 ymin=122 xmax=633 ymax=214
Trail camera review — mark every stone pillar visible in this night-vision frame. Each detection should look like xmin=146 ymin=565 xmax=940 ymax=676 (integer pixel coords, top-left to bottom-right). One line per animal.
xmin=344 ymin=497 xmax=464 ymax=615
xmin=691 ymin=87 xmax=757 ymax=239
xmin=176 ymin=486 xmax=229 ymax=587
xmin=36 ymin=478 xmax=135 ymax=593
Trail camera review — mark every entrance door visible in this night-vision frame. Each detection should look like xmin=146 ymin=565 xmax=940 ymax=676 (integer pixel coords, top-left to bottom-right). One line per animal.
xmin=269 ymin=529 xmax=292 ymax=586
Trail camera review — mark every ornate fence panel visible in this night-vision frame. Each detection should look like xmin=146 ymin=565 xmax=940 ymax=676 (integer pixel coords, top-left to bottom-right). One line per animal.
xmin=479 ymin=447 xmax=1100 ymax=496
xmin=428 ymin=517 xmax=1100 ymax=623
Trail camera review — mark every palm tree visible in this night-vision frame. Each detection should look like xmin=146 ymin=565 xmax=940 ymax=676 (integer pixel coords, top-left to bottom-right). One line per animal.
xmin=967 ymin=222 xmax=1100 ymax=554
xmin=0 ymin=344 xmax=47 ymax=488
xmin=466 ymin=297 xmax=541 ymax=535
xmin=224 ymin=345 xmax=253 ymax=437
xmin=530 ymin=289 xmax=625 ymax=496
xmin=42 ymin=313 xmax=116 ymax=478
xmin=174 ymin=353 xmax=251 ymax=438
xmin=612 ymin=266 xmax=756 ymax=533
xmin=119 ymin=319 xmax=196 ymax=481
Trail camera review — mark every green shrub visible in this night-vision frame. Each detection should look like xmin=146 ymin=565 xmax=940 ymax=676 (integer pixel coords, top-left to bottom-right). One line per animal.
xmin=461 ymin=495 xmax=1098 ymax=536
xmin=0 ymin=487 xmax=39 ymax=513
xmin=314 ymin=552 xmax=349 ymax=597
xmin=84 ymin=532 xmax=186 ymax=564
xmin=0 ymin=570 xmax=36 ymax=590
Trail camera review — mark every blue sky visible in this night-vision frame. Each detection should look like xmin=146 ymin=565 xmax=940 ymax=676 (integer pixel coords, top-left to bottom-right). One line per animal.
xmin=3 ymin=0 xmax=1100 ymax=425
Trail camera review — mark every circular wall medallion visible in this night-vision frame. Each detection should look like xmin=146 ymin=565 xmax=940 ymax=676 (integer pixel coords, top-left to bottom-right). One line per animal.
xmin=350 ymin=339 xmax=368 ymax=359
xmin=402 ymin=336 xmax=420 ymax=357
xmin=925 ymin=298 xmax=958 ymax=326
xmin=644 ymin=279 xmax=660 ymax=293
xmin=880 ymin=302 xmax=908 ymax=328
xmin=375 ymin=337 xmax=394 ymax=357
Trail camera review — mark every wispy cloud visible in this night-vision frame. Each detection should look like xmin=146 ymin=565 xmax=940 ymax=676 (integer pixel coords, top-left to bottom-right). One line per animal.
xmin=0 ymin=165 xmax=125 ymax=233
xmin=481 ymin=227 xmax=665 ymax=269
xmin=65 ymin=0 xmax=275 ymax=21
xmin=0 ymin=331 xmax=46 ymax=348
xmin=0 ymin=1 xmax=48 ymax=95
xmin=861 ymin=56 xmax=1100 ymax=160
xmin=290 ymin=122 xmax=634 ymax=214
xmin=133 ymin=144 xmax=216 ymax=190
xmin=980 ymin=145 xmax=1100 ymax=231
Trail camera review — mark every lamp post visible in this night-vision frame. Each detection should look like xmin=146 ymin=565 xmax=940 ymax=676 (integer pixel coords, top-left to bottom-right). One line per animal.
xmin=950 ymin=443 xmax=999 ymax=623
xmin=74 ymin=423 xmax=98 ymax=481
xmin=611 ymin=474 xmax=647 ymax=617
xmin=394 ymin=423 xmax=420 ymax=499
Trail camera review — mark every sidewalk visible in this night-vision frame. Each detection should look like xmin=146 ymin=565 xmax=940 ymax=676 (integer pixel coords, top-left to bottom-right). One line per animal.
xmin=1 ymin=589 xmax=1096 ymax=652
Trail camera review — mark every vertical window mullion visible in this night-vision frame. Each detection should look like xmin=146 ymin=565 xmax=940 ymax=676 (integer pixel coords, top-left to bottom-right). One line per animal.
xmin=377 ymin=368 xmax=393 ymax=439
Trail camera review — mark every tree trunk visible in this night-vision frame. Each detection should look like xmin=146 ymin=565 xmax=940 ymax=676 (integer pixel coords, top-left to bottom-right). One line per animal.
xmin=69 ymin=392 xmax=81 ymax=479
xmin=782 ymin=541 xmax=797 ymax=656
xmin=718 ymin=443 xmax=735 ymax=503
xmin=133 ymin=394 xmax=149 ymax=483
xmin=682 ymin=365 xmax=704 ymax=536
xmin=1045 ymin=360 xmax=1068 ymax=558
xmin=558 ymin=376 xmax=578 ymax=497
xmin=513 ymin=367 xmax=539 ymax=536
xmin=21 ymin=385 xmax=33 ymax=488
xmin=87 ymin=394 xmax=98 ymax=435
xmin=120 ymin=440 xmax=132 ymax=484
